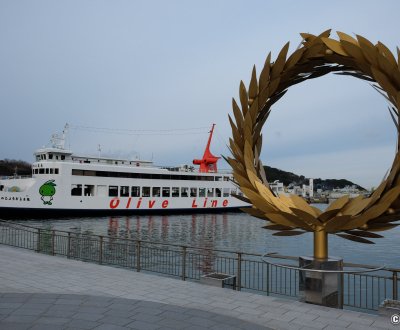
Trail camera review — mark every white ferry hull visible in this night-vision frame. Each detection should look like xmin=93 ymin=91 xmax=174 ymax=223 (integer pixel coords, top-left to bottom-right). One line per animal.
xmin=0 ymin=173 xmax=248 ymax=218
xmin=0 ymin=124 xmax=249 ymax=218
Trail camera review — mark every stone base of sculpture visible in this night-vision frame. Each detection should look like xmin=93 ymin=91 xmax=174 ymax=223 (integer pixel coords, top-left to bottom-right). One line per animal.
xmin=299 ymin=256 xmax=343 ymax=309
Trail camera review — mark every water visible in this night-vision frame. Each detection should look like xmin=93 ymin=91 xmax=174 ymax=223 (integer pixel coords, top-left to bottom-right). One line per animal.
xmin=11 ymin=210 xmax=400 ymax=269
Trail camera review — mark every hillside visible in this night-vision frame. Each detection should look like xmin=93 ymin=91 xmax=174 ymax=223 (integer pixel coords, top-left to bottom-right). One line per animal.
xmin=0 ymin=159 xmax=31 ymax=176
xmin=263 ymin=165 xmax=365 ymax=191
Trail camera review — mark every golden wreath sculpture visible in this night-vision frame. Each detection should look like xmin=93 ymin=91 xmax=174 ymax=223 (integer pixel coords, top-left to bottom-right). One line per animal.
xmin=226 ymin=30 xmax=400 ymax=259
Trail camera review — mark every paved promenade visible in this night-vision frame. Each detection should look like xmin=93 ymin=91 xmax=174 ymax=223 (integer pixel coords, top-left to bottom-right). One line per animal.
xmin=0 ymin=245 xmax=395 ymax=329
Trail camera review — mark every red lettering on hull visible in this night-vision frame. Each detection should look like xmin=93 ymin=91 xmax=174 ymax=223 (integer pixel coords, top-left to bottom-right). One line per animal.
xmin=192 ymin=199 xmax=198 ymax=208
xmin=162 ymin=200 xmax=169 ymax=208
xmin=126 ymin=197 xmax=132 ymax=209
xmin=110 ymin=198 xmax=120 ymax=209
xmin=149 ymin=200 xmax=156 ymax=208
xmin=136 ymin=198 xmax=142 ymax=208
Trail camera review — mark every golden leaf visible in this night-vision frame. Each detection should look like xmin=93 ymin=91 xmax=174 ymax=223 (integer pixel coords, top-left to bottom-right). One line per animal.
xmin=371 ymin=67 xmax=397 ymax=99
xmin=239 ymin=81 xmax=249 ymax=116
xmin=259 ymin=52 xmax=271 ymax=92
xmin=336 ymin=31 xmax=358 ymax=45
xmin=249 ymin=65 xmax=258 ymax=99
xmin=284 ymin=48 xmax=305 ymax=70
xmin=273 ymin=231 xmax=306 ymax=236
xmin=321 ymin=38 xmax=348 ymax=56
xmin=263 ymin=224 xmax=294 ymax=231
xmin=243 ymin=207 xmax=267 ymax=220
xmin=377 ymin=41 xmax=398 ymax=67
xmin=336 ymin=234 xmax=374 ymax=244
xmin=324 ymin=195 xmax=350 ymax=212
xmin=341 ymin=196 xmax=371 ymax=216
xmin=232 ymin=98 xmax=243 ymax=131
xmin=289 ymin=207 xmax=322 ymax=228
xmin=271 ymin=42 xmax=290 ymax=80
xmin=324 ymin=215 xmax=352 ymax=233
xmin=289 ymin=194 xmax=321 ymax=217
xmin=357 ymin=34 xmax=378 ymax=66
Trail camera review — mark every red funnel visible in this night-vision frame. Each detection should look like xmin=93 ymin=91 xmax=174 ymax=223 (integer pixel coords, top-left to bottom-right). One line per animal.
xmin=193 ymin=124 xmax=220 ymax=173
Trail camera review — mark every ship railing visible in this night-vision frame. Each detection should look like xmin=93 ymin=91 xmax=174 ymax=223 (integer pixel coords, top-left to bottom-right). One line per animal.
xmin=0 ymin=220 xmax=397 ymax=313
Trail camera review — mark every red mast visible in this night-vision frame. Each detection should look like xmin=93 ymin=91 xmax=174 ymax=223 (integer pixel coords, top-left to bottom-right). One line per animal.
xmin=193 ymin=124 xmax=220 ymax=173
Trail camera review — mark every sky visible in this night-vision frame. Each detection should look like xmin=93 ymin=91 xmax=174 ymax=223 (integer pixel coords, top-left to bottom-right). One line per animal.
xmin=1 ymin=0 xmax=400 ymax=189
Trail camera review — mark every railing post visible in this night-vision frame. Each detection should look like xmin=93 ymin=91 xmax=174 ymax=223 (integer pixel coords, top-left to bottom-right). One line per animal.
xmin=266 ymin=262 xmax=270 ymax=296
xmin=182 ymin=246 xmax=187 ymax=281
xmin=67 ymin=232 xmax=71 ymax=258
xmin=393 ymin=271 xmax=398 ymax=301
xmin=51 ymin=230 xmax=55 ymax=256
xmin=136 ymin=240 xmax=141 ymax=272
xmin=99 ymin=236 xmax=103 ymax=265
xmin=237 ymin=252 xmax=242 ymax=291
xmin=36 ymin=228 xmax=41 ymax=253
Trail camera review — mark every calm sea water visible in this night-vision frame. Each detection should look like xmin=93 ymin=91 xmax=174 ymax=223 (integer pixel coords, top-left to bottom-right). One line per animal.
xmin=13 ymin=208 xmax=400 ymax=269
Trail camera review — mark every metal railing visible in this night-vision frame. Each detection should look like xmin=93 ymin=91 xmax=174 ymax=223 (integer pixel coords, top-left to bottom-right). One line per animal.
xmin=0 ymin=220 xmax=398 ymax=312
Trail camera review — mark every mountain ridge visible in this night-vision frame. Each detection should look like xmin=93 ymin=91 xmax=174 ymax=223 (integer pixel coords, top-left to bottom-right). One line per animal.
xmin=263 ymin=165 xmax=366 ymax=191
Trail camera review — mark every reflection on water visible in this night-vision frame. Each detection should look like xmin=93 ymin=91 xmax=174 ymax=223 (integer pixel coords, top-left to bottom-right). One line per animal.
xmin=15 ymin=211 xmax=400 ymax=268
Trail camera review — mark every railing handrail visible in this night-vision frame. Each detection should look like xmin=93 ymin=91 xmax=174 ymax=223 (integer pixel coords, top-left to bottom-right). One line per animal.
xmin=1 ymin=220 xmax=399 ymax=273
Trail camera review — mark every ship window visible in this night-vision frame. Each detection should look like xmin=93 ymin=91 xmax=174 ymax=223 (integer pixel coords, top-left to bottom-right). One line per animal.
xmin=34 ymin=169 xmax=38 ymax=174
xmin=49 ymin=154 xmax=53 ymax=160
xmin=84 ymin=170 xmax=96 ymax=176
xmin=56 ymin=155 xmax=59 ymax=160
xmin=45 ymin=168 xmax=49 ymax=174
xmin=215 ymin=176 xmax=222 ymax=181
xmin=50 ymin=168 xmax=54 ymax=174
xmin=120 ymin=186 xmax=129 ymax=197
xmin=172 ymin=187 xmax=179 ymax=197
xmin=207 ymin=188 xmax=214 ymax=197
xmin=142 ymin=186 xmax=150 ymax=197
xmin=181 ymin=187 xmax=189 ymax=197
xmin=131 ymin=186 xmax=140 ymax=197
xmin=72 ymin=169 xmax=84 ymax=176
xmin=199 ymin=188 xmax=206 ymax=197
xmin=223 ymin=176 xmax=229 ymax=181
xmin=55 ymin=168 xmax=59 ymax=174
xmin=36 ymin=155 xmax=40 ymax=161
xmin=39 ymin=168 xmax=45 ymax=174
xmin=84 ymin=185 xmax=95 ymax=196
xmin=61 ymin=155 xmax=65 ymax=160
xmin=0 ymin=185 xmax=3 ymax=191
xmin=152 ymin=187 xmax=160 ymax=197
xmin=230 ymin=188 xmax=237 ymax=195
xmin=97 ymin=185 xmax=107 ymax=196
xmin=162 ymin=187 xmax=170 ymax=197
xmin=71 ymin=184 xmax=82 ymax=196
xmin=190 ymin=188 xmax=197 ymax=197
xmin=216 ymin=188 xmax=221 ymax=197
xmin=223 ymin=188 xmax=230 ymax=197
xmin=109 ymin=186 xmax=118 ymax=197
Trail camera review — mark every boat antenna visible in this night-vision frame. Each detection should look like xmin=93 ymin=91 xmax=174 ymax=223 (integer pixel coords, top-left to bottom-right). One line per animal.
xmin=193 ymin=124 xmax=220 ymax=173
xmin=50 ymin=123 xmax=69 ymax=149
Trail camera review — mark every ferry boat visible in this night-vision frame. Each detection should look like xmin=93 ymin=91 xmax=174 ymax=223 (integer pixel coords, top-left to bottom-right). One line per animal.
xmin=0 ymin=124 xmax=248 ymax=217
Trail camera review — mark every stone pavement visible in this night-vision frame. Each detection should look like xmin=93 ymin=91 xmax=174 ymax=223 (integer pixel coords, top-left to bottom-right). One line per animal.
xmin=0 ymin=245 xmax=395 ymax=329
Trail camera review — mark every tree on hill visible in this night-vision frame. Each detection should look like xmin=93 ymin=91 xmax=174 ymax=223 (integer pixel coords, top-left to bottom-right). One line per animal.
xmin=0 ymin=159 xmax=31 ymax=176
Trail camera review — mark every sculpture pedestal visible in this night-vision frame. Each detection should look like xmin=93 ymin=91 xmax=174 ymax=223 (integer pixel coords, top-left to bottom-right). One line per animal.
xmin=299 ymin=256 xmax=343 ymax=309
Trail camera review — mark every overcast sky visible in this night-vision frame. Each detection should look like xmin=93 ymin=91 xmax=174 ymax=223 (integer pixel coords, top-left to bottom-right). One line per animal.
xmin=1 ymin=0 xmax=399 ymax=189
